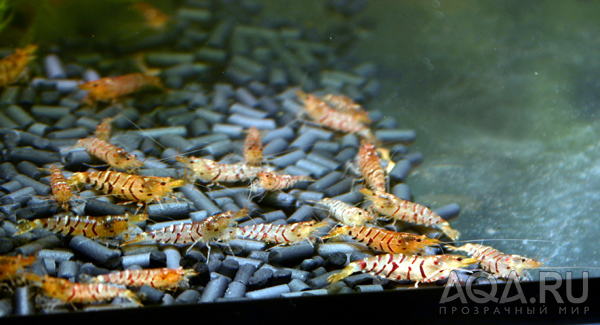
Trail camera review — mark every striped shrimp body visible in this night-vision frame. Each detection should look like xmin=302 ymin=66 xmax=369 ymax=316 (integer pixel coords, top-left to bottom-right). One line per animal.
xmin=47 ymin=165 xmax=74 ymax=211
xmin=75 ymin=137 xmax=144 ymax=173
xmin=0 ymin=44 xmax=37 ymax=86
xmin=91 ymin=267 xmax=197 ymax=291
xmin=327 ymin=253 xmax=477 ymax=287
xmin=315 ymin=198 xmax=374 ymax=226
xmin=452 ymin=243 xmax=543 ymax=280
xmin=177 ymin=156 xmax=273 ymax=184
xmin=79 ymin=72 xmax=164 ymax=106
xmin=0 ymin=255 xmax=36 ymax=282
xmin=120 ymin=209 xmax=245 ymax=248
xmin=235 ymin=219 xmax=329 ymax=246
xmin=14 ymin=213 xmax=148 ymax=238
xmin=244 ymin=126 xmax=263 ymax=166
xmin=323 ymin=226 xmax=441 ymax=254
xmin=358 ymin=141 xmax=387 ymax=192
xmin=67 ymin=171 xmax=185 ymax=210
xmin=251 ymin=171 xmax=313 ymax=192
xmin=27 ymin=274 xmax=141 ymax=306
xmin=360 ymin=188 xmax=461 ymax=241
xmin=322 ymin=94 xmax=371 ymax=124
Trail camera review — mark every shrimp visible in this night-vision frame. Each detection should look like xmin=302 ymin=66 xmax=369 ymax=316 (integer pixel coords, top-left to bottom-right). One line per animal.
xmin=322 ymin=93 xmax=371 ymax=124
xmin=360 ymin=188 xmax=461 ymax=241
xmin=250 ymin=171 xmax=313 ymax=192
xmin=94 ymin=117 xmax=115 ymax=141
xmin=26 ymin=274 xmax=141 ymax=306
xmin=79 ymin=72 xmax=164 ymax=106
xmin=450 ymin=243 xmax=543 ymax=280
xmin=358 ymin=141 xmax=387 ymax=192
xmin=67 ymin=171 xmax=185 ymax=212
xmin=0 ymin=255 xmax=36 ymax=283
xmin=297 ymin=91 xmax=375 ymax=141
xmin=47 ymin=165 xmax=74 ymax=211
xmin=244 ymin=126 xmax=263 ymax=166
xmin=177 ymin=156 xmax=273 ymax=185
xmin=90 ymin=267 xmax=197 ymax=291
xmin=235 ymin=219 xmax=329 ymax=246
xmin=120 ymin=209 xmax=245 ymax=250
xmin=327 ymin=253 xmax=477 ymax=287
xmin=130 ymin=2 xmax=171 ymax=29
xmin=74 ymin=137 xmax=144 ymax=173
xmin=0 ymin=44 xmax=37 ymax=87
xmin=314 ymin=198 xmax=375 ymax=226
xmin=323 ymin=226 xmax=441 ymax=254
xmin=14 ymin=213 xmax=148 ymax=239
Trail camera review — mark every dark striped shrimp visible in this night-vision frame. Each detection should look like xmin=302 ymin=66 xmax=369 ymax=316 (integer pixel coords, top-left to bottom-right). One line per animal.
xmin=74 ymin=137 xmax=144 ymax=173
xmin=79 ymin=72 xmax=164 ymax=106
xmin=48 ymin=165 xmax=74 ymax=211
xmin=0 ymin=44 xmax=37 ymax=87
xmin=323 ymin=226 xmax=441 ymax=254
xmin=450 ymin=243 xmax=543 ymax=280
xmin=0 ymin=255 xmax=36 ymax=283
xmin=120 ymin=209 xmax=245 ymax=249
xmin=26 ymin=274 xmax=141 ymax=306
xmin=322 ymin=93 xmax=371 ymax=124
xmin=327 ymin=253 xmax=477 ymax=287
xmin=244 ymin=126 xmax=263 ymax=166
xmin=358 ymin=141 xmax=387 ymax=192
xmin=360 ymin=188 xmax=461 ymax=241
xmin=14 ymin=213 xmax=148 ymax=238
xmin=235 ymin=220 xmax=329 ymax=246
xmin=67 ymin=171 xmax=185 ymax=211
xmin=250 ymin=171 xmax=313 ymax=192
xmin=315 ymin=198 xmax=375 ymax=226
xmin=177 ymin=156 xmax=274 ymax=184
xmin=91 ymin=267 xmax=197 ymax=290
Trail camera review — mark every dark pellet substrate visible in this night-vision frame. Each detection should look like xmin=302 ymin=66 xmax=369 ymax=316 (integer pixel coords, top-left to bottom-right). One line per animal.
xmin=0 ymin=0 xmax=467 ymax=317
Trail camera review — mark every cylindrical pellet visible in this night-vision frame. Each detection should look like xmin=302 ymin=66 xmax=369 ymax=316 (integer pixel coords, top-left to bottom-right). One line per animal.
xmin=13 ymin=286 xmax=34 ymax=316
xmin=69 ymin=236 xmax=122 ymax=268
xmin=199 ymin=272 xmax=231 ymax=303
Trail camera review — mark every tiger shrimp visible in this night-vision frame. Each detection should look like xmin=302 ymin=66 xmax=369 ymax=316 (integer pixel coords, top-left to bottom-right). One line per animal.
xmin=296 ymin=91 xmax=375 ymax=141
xmin=0 ymin=255 xmax=36 ymax=283
xmin=250 ymin=171 xmax=313 ymax=192
xmin=235 ymin=219 xmax=329 ymax=246
xmin=327 ymin=253 xmax=477 ymax=288
xmin=322 ymin=93 xmax=371 ymax=124
xmin=90 ymin=267 xmax=197 ymax=291
xmin=26 ymin=274 xmax=142 ymax=307
xmin=67 ymin=171 xmax=185 ymax=212
xmin=360 ymin=188 xmax=461 ymax=241
xmin=314 ymin=198 xmax=375 ymax=226
xmin=74 ymin=137 xmax=144 ymax=173
xmin=79 ymin=72 xmax=164 ymax=106
xmin=449 ymin=243 xmax=543 ymax=280
xmin=47 ymin=165 xmax=74 ymax=211
xmin=244 ymin=126 xmax=263 ymax=166
xmin=323 ymin=226 xmax=441 ymax=254
xmin=120 ymin=209 xmax=246 ymax=252
xmin=14 ymin=212 xmax=148 ymax=239
xmin=358 ymin=141 xmax=387 ymax=192
xmin=0 ymin=44 xmax=37 ymax=87
xmin=177 ymin=156 xmax=273 ymax=185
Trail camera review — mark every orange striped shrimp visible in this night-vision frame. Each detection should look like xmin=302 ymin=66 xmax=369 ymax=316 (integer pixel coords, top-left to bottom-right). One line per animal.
xmin=0 ymin=44 xmax=37 ymax=87
xmin=74 ymin=137 xmax=144 ymax=173
xmin=250 ymin=171 xmax=313 ymax=192
xmin=244 ymin=126 xmax=263 ymax=166
xmin=14 ymin=213 xmax=148 ymax=238
xmin=450 ymin=243 xmax=543 ymax=280
xmin=322 ymin=94 xmax=371 ymax=124
xmin=120 ymin=209 xmax=245 ymax=249
xmin=91 ymin=267 xmax=197 ymax=291
xmin=177 ymin=156 xmax=273 ymax=185
xmin=360 ymin=188 xmax=461 ymax=241
xmin=67 ymin=171 xmax=185 ymax=212
xmin=327 ymin=253 xmax=477 ymax=287
xmin=358 ymin=141 xmax=387 ymax=192
xmin=235 ymin=219 xmax=329 ymax=246
xmin=314 ymin=198 xmax=374 ymax=226
xmin=323 ymin=226 xmax=441 ymax=254
xmin=79 ymin=72 xmax=164 ymax=106
xmin=26 ymin=274 xmax=141 ymax=306
xmin=0 ymin=255 xmax=36 ymax=283
xmin=47 ymin=165 xmax=74 ymax=211
xmin=297 ymin=91 xmax=375 ymax=141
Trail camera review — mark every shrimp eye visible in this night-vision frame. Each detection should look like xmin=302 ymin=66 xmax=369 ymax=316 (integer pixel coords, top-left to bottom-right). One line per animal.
xmin=416 ymin=239 xmax=421 ymax=242
xmin=457 ymin=257 xmax=463 ymax=261
xmin=161 ymin=182 xmax=166 ymax=186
